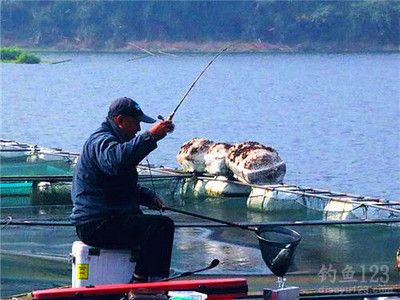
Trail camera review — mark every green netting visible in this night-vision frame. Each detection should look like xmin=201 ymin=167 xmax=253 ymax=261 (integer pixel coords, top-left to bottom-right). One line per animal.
xmin=1 ymin=160 xmax=73 ymax=177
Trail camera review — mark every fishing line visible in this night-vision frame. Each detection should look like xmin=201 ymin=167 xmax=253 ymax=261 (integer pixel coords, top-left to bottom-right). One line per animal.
xmin=145 ymin=158 xmax=157 ymax=193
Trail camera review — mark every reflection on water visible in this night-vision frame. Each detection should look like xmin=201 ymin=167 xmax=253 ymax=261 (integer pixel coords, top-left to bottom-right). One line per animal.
xmin=174 ymin=227 xmax=268 ymax=274
xmin=1 ymin=252 xmax=70 ymax=297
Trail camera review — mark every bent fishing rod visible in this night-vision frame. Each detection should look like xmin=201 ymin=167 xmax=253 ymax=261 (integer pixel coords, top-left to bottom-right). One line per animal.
xmin=148 ymin=45 xmax=231 ymax=198
xmin=158 ymin=45 xmax=231 ymax=121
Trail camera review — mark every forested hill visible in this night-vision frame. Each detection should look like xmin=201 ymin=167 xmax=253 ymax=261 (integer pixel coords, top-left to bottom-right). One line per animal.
xmin=1 ymin=0 xmax=399 ymax=52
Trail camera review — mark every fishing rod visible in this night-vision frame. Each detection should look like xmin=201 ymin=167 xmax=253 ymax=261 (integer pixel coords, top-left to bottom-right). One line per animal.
xmin=2 ymin=215 xmax=399 ymax=227
xmin=148 ymin=45 xmax=232 ymax=207
xmin=161 ymin=259 xmax=220 ymax=281
xmin=163 ymin=207 xmax=400 ymax=230
xmin=158 ymin=45 xmax=231 ymax=121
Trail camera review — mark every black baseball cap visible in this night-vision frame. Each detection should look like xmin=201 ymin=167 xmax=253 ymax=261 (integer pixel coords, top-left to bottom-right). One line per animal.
xmin=108 ymin=97 xmax=156 ymax=123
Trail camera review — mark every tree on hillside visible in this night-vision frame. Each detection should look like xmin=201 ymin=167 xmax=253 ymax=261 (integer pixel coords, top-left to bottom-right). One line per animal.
xmin=1 ymin=0 xmax=399 ymax=49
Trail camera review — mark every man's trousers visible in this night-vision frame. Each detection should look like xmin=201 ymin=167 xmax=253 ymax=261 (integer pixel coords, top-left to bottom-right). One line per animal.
xmin=76 ymin=214 xmax=174 ymax=278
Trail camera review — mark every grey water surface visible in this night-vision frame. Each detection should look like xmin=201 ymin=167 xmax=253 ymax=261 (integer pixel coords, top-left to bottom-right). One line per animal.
xmin=1 ymin=53 xmax=399 ymax=296
xmin=2 ymin=52 xmax=399 ymax=199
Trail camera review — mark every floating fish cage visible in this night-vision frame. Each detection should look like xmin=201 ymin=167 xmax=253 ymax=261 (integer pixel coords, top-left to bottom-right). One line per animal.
xmin=247 ymin=185 xmax=400 ymax=222
xmin=0 ymin=140 xmax=36 ymax=161
xmin=0 ymin=139 xmax=78 ymax=166
xmin=0 ymin=140 xmax=78 ymax=204
xmin=1 ymin=140 xmax=399 ymax=223
xmin=2 ymin=165 xmax=399 ymax=222
xmin=145 ymin=169 xmax=400 ymax=223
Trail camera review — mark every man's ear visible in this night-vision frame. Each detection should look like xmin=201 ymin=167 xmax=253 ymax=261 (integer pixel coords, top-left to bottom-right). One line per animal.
xmin=113 ymin=115 xmax=124 ymax=127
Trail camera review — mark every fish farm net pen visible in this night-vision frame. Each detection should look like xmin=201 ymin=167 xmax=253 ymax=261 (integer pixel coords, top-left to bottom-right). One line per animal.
xmin=0 ymin=174 xmax=189 ymax=182
xmin=1 ymin=217 xmax=400 ymax=227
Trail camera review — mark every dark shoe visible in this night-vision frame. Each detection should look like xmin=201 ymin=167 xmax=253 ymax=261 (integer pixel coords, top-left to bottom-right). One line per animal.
xmin=129 ymin=274 xmax=148 ymax=283
xmin=148 ymin=276 xmax=165 ymax=282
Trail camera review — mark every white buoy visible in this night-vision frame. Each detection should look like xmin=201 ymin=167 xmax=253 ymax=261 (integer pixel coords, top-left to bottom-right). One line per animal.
xmin=181 ymin=177 xmax=250 ymax=197
xmin=247 ymin=187 xmax=304 ymax=212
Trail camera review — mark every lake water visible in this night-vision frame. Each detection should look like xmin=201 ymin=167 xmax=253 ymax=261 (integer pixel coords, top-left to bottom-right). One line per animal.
xmin=2 ymin=52 xmax=399 ymax=199
xmin=1 ymin=53 xmax=399 ymax=297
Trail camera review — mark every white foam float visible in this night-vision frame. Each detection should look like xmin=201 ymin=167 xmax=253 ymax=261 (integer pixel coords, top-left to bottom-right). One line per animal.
xmin=180 ymin=176 xmax=251 ymax=198
xmin=247 ymin=187 xmax=399 ymax=222
xmin=247 ymin=187 xmax=305 ymax=212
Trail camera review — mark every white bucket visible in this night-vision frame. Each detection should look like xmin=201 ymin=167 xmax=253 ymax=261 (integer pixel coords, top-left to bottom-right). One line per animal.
xmin=71 ymin=241 xmax=135 ymax=287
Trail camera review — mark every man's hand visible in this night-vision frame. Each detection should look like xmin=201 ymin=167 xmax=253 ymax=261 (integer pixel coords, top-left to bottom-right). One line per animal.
xmin=148 ymin=120 xmax=175 ymax=141
xmin=147 ymin=195 xmax=165 ymax=210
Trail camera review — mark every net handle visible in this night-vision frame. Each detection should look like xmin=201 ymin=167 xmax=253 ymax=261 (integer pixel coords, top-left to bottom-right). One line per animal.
xmin=163 ymin=206 xmax=258 ymax=232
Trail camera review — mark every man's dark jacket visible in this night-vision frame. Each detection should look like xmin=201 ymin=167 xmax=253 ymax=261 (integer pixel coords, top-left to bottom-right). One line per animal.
xmin=70 ymin=118 xmax=157 ymax=225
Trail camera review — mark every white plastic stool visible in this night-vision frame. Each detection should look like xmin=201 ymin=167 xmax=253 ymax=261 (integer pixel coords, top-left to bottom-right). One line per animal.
xmin=70 ymin=241 xmax=136 ymax=287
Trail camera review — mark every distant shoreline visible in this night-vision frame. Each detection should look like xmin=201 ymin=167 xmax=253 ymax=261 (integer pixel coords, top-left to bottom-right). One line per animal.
xmin=2 ymin=40 xmax=399 ymax=54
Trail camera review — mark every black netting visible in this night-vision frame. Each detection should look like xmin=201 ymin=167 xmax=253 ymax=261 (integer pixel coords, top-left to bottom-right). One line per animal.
xmin=256 ymin=226 xmax=301 ymax=277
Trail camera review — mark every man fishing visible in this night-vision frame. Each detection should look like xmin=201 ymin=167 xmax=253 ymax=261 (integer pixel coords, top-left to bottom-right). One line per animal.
xmin=70 ymin=97 xmax=175 ymax=283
